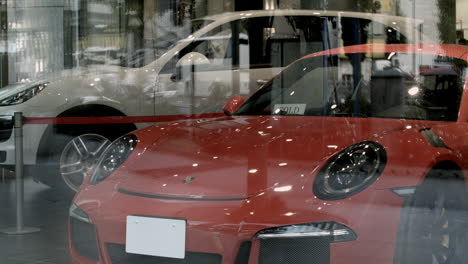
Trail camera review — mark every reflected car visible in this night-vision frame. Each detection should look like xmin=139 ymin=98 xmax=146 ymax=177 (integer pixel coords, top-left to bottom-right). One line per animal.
xmin=82 ymin=46 xmax=124 ymax=66
xmin=0 ymin=10 xmax=423 ymax=194
xmin=70 ymin=44 xmax=468 ymax=264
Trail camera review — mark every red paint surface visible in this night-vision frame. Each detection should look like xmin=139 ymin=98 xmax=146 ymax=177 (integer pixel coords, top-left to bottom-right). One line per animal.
xmin=70 ymin=44 xmax=468 ymax=264
xmin=24 ymin=113 xmax=225 ymax=125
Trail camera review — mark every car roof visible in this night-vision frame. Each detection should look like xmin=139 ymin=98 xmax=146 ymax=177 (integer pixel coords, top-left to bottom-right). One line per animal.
xmin=200 ymin=9 xmax=423 ymax=26
xmin=303 ymin=44 xmax=468 ymax=61
xmin=188 ymin=10 xmax=426 ymax=47
xmin=150 ymin=10 xmax=427 ymax=70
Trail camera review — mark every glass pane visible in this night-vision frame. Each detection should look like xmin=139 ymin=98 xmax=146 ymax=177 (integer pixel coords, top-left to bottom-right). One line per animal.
xmin=0 ymin=1 xmax=467 ymax=264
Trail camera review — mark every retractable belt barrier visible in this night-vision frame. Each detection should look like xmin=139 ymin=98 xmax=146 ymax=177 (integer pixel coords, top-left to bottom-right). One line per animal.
xmin=1 ymin=112 xmax=224 ymax=235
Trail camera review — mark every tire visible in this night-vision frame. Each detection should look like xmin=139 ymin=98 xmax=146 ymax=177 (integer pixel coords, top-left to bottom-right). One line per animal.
xmin=395 ymin=166 xmax=468 ymax=264
xmin=44 ymin=123 xmax=135 ymax=196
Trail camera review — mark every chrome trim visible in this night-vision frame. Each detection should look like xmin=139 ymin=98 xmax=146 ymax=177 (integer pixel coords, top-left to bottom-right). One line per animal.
xmin=69 ymin=204 xmax=92 ymax=224
xmin=0 ymin=116 xmax=13 ymax=121
xmin=118 ymin=188 xmax=247 ymax=201
xmin=256 ymin=229 xmax=351 ymax=239
xmin=391 ymin=186 xmax=416 ymax=197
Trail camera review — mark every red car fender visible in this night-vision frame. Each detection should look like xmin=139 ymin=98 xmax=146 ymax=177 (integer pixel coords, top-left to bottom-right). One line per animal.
xmin=369 ymin=126 xmax=464 ymax=190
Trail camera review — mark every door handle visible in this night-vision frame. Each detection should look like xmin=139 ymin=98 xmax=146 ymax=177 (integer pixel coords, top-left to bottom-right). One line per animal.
xmin=256 ymin=79 xmax=269 ymax=86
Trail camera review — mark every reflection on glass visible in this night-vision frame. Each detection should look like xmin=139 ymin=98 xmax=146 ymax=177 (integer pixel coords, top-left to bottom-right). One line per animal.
xmin=237 ymin=49 xmax=467 ymax=122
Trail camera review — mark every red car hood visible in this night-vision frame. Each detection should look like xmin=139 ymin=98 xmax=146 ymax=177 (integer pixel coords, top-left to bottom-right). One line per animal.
xmin=116 ymin=116 xmax=420 ymax=199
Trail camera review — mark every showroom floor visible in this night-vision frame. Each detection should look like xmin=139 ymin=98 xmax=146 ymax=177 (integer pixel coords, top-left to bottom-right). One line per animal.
xmin=0 ymin=171 xmax=72 ymax=264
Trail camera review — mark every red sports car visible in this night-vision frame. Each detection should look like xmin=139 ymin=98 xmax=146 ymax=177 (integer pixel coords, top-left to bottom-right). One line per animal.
xmin=69 ymin=44 xmax=468 ymax=264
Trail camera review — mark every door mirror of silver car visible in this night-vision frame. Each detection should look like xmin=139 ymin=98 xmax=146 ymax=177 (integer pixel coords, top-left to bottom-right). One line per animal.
xmin=171 ymin=52 xmax=211 ymax=82
xmin=176 ymin=52 xmax=210 ymax=67
xmin=223 ymin=96 xmax=245 ymax=116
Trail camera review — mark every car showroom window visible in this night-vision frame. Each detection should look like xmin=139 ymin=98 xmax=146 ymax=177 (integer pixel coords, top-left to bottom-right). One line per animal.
xmin=1 ymin=1 xmax=468 ymax=264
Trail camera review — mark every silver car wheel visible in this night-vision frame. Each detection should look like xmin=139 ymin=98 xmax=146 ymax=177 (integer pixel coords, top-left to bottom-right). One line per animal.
xmin=59 ymin=134 xmax=110 ymax=192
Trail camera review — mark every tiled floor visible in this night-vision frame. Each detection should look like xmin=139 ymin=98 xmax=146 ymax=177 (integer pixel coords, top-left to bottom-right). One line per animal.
xmin=0 ymin=174 xmax=72 ymax=264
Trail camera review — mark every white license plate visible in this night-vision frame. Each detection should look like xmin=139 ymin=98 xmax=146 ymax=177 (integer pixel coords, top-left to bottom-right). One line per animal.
xmin=126 ymin=216 xmax=186 ymax=259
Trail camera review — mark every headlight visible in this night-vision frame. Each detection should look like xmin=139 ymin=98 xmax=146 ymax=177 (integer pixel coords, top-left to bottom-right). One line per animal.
xmin=313 ymin=141 xmax=386 ymax=200
xmin=0 ymin=82 xmax=49 ymax=106
xmin=90 ymin=134 xmax=138 ymax=185
xmin=255 ymin=222 xmax=357 ymax=242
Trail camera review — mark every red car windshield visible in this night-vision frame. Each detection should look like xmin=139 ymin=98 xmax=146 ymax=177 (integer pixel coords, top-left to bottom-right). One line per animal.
xmin=236 ymin=52 xmax=467 ymax=121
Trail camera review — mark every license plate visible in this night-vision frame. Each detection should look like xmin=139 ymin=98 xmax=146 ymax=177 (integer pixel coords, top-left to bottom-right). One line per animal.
xmin=126 ymin=216 xmax=186 ymax=259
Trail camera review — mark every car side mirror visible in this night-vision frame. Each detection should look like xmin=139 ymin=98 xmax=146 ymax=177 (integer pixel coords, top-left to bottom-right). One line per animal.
xmin=223 ymin=96 xmax=245 ymax=116
xmin=176 ymin=52 xmax=210 ymax=67
xmin=171 ymin=52 xmax=211 ymax=82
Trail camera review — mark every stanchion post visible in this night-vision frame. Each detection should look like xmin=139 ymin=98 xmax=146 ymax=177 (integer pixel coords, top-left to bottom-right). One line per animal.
xmin=0 ymin=112 xmax=40 ymax=235
xmin=15 ymin=112 xmax=24 ymax=232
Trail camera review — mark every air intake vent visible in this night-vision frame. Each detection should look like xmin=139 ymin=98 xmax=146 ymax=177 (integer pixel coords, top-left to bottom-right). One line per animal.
xmin=70 ymin=218 xmax=100 ymax=261
xmin=259 ymin=237 xmax=330 ymax=264
xmin=106 ymin=243 xmax=222 ymax=264
xmin=420 ymin=128 xmax=448 ymax=149
xmin=235 ymin=241 xmax=251 ymax=264
xmin=0 ymin=117 xmax=13 ymax=142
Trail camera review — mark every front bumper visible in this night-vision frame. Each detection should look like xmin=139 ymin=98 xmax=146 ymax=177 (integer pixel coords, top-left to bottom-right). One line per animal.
xmin=0 ymin=117 xmax=48 ymax=166
xmin=0 ymin=116 xmax=13 ymax=143
xmin=0 ymin=116 xmax=13 ymax=163
xmin=70 ymin=185 xmax=405 ymax=264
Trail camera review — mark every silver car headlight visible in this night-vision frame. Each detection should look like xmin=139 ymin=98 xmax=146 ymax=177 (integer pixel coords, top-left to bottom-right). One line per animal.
xmin=90 ymin=134 xmax=138 ymax=185
xmin=0 ymin=82 xmax=49 ymax=106
xmin=313 ymin=141 xmax=387 ymax=200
